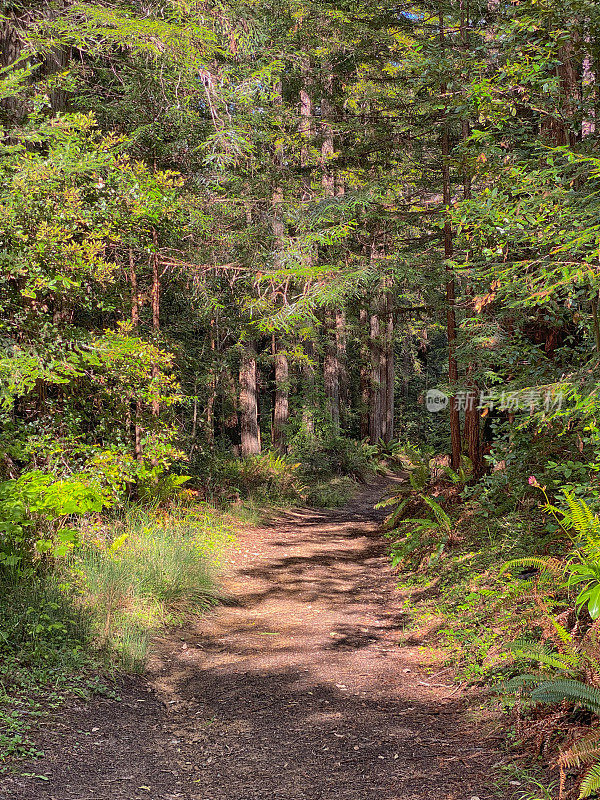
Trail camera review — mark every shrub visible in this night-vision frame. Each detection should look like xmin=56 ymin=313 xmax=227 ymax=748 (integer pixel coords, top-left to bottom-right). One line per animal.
xmin=0 ymin=471 xmax=105 ymax=570
xmin=199 ymin=451 xmax=304 ymax=503
xmin=0 ymin=575 xmax=91 ymax=666
xmin=288 ymin=433 xmax=376 ymax=480
xmin=303 ymin=476 xmax=356 ymax=508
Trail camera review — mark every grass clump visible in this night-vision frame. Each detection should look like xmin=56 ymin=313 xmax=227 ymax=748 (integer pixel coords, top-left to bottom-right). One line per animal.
xmin=0 ymin=500 xmax=235 ymax=766
xmin=72 ymin=503 xmax=234 ymax=671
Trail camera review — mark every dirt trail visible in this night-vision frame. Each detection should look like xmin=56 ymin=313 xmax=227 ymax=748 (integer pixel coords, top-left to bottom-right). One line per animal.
xmin=4 ymin=481 xmax=502 ymax=800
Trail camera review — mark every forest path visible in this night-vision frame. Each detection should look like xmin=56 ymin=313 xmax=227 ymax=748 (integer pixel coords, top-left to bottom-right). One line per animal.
xmin=5 ymin=480 xmax=502 ymax=800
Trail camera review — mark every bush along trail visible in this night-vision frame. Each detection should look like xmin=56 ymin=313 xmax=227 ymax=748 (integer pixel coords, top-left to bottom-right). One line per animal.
xmin=2 ymin=480 xmax=504 ymax=800
xmin=4 ymin=1 xmax=600 ymax=798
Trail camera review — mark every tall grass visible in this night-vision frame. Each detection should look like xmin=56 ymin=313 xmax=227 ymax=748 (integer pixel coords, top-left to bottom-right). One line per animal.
xmin=71 ymin=503 xmax=234 ymax=671
xmin=0 ymin=502 xmax=235 ymax=766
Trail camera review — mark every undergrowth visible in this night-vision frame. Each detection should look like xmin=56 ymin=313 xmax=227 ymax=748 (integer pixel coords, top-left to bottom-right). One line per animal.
xmin=387 ymin=459 xmax=600 ymax=799
xmin=0 ymin=500 xmax=236 ymax=770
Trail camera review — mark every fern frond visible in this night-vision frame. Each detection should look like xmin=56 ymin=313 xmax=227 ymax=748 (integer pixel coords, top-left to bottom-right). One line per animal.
xmin=382 ymin=498 xmax=410 ymax=529
xmin=408 ymin=465 xmax=429 ymax=491
xmin=503 ymin=673 xmax=543 ymax=692
xmin=579 ymin=761 xmax=600 ymax=799
xmin=531 ymin=679 xmax=600 ymax=715
xmin=421 ymin=496 xmax=452 ymax=533
xmin=510 ymin=639 xmax=578 ymax=672
xmin=375 ymin=494 xmax=407 ymax=510
xmin=563 ymin=492 xmax=600 ymax=544
xmin=579 ymin=620 xmax=600 ymax=674
xmin=559 ymin=731 xmax=600 ymax=769
xmin=499 ymin=556 xmax=565 ymax=578
xmin=549 ymin=617 xmax=580 ymax=662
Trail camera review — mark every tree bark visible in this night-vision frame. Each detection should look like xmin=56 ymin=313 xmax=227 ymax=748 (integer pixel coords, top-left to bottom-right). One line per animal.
xmin=335 ymin=309 xmax=348 ymax=427
xmin=359 ymin=307 xmax=370 ymax=439
xmin=239 ymin=343 xmax=261 ymax=456
xmin=369 ymin=307 xmax=383 ymax=443
xmin=298 ymin=64 xmax=317 ymax=436
xmin=206 ymin=318 xmax=216 ymax=449
xmin=384 ymin=289 xmax=395 ymax=443
xmin=440 ymin=7 xmax=461 ymax=471
xmin=299 ymin=57 xmax=313 ymax=198
xmin=324 ymin=312 xmax=340 ymax=432
xmin=272 ymin=336 xmax=289 ymax=452
xmin=321 ymin=65 xmax=335 ymax=198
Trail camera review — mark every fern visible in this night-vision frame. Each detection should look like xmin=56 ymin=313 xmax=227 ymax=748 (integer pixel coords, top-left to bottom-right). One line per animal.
xmin=421 ymin=496 xmax=452 ymax=534
xmin=381 ymin=498 xmax=410 ymax=530
xmin=559 ymin=731 xmax=600 ymax=769
xmin=509 ymin=639 xmax=579 ymax=673
xmin=578 ymin=761 xmax=600 ymax=799
xmin=531 ymin=679 xmax=600 ymax=715
xmin=499 ymin=556 xmax=565 ymax=578
xmin=564 ymin=492 xmax=600 ymax=543
xmin=375 ymin=494 xmax=405 ymax=510
xmin=504 ymin=673 xmax=545 ymax=692
xmin=408 ymin=465 xmax=429 ymax=491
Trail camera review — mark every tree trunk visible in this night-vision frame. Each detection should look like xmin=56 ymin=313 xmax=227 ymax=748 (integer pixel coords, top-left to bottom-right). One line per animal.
xmin=461 ymin=108 xmax=483 ymax=478
xmin=272 ymin=336 xmax=289 ymax=452
xmin=239 ymin=343 xmax=261 ymax=456
xmin=324 ymin=312 xmax=340 ymax=432
xmin=335 ymin=309 xmax=348 ymax=427
xmin=321 ymin=65 xmax=335 ymax=198
xmin=369 ymin=308 xmax=383 ymax=443
xmin=359 ymin=307 xmax=370 ymax=439
xmin=440 ymin=8 xmax=461 ymax=471
xmin=384 ymin=290 xmax=395 ymax=443
xmin=302 ymin=338 xmax=316 ymax=435
xmin=206 ymin=318 xmax=217 ymax=449
xmin=300 ymin=57 xmax=313 ymax=198
xmin=298 ymin=66 xmax=316 ymax=436
xmin=465 ymin=378 xmax=482 ymax=479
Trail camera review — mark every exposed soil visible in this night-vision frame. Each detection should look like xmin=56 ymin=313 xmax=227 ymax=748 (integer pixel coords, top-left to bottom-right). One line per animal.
xmin=3 ymin=481 xmax=504 ymax=800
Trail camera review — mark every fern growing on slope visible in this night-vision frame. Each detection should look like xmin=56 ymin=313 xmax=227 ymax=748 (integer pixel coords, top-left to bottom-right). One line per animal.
xmin=500 ymin=492 xmax=600 ymax=799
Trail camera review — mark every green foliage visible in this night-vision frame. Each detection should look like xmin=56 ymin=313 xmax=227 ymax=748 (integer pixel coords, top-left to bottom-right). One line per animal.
xmin=384 ymin=494 xmax=453 ymax=569
xmin=0 ymin=471 xmax=104 ymax=569
xmin=302 ymin=476 xmax=356 ymax=508
xmin=70 ymin=506 xmax=223 ymax=669
xmin=507 ymin=674 xmax=600 ymax=799
xmin=289 ymin=433 xmax=377 ymax=481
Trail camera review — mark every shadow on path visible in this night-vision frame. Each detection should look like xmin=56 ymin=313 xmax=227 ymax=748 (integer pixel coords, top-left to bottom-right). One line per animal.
xmin=3 ymin=480 xmax=502 ymax=800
